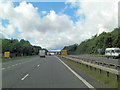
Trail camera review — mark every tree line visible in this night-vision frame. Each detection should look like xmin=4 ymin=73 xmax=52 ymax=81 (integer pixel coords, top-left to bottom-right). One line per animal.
xmin=2 ymin=39 xmax=48 ymax=58
xmin=63 ymin=28 xmax=120 ymax=55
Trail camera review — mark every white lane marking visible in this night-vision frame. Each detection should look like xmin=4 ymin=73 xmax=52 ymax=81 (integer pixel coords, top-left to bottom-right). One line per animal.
xmin=12 ymin=65 xmax=15 ymax=67
xmin=37 ymin=65 xmax=40 ymax=67
xmin=15 ymin=64 xmax=18 ymax=66
xmin=2 ymin=68 xmax=5 ymax=70
xmin=21 ymin=74 xmax=29 ymax=80
xmin=7 ymin=66 xmax=10 ymax=68
xmin=19 ymin=63 xmax=21 ymax=64
xmin=56 ymin=56 xmax=95 ymax=90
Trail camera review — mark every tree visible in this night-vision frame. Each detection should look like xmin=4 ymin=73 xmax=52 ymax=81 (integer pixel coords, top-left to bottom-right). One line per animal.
xmin=2 ymin=39 xmax=45 ymax=57
xmin=62 ymin=28 xmax=120 ymax=55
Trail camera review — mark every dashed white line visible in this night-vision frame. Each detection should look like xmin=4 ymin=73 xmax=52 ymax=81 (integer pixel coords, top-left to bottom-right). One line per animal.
xmin=12 ymin=65 xmax=15 ymax=67
xmin=21 ymin=74 xmax=29 ymax=80
xmin=56 ymin=56 xmax=95 ymax=90
xmin=37 ymin=65 xmax=40 ymax=67
xmin=2 ymin=60 xmax=33 ymax=70
xmin=2 ymin=68 xmax=5 ymax=70
xmin=7 ymin=66 xmax=10 ymax=68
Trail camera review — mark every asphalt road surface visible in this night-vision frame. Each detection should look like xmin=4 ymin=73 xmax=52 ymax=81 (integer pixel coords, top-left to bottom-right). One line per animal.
xmin=2 ymin=56 xmax=104 ymax=88
xmin=2 ymin=56 xmax=88 ymax=88
xmin=69 ymin=55 xmax=119 ymax=65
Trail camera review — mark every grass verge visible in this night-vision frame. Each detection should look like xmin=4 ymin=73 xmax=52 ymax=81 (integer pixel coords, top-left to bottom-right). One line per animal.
xmin=86 ymin=54 xmax=105 ymax=57
xmin=1 ymin=55 xmax=37 ymax=62
xmin=58 ymin=56 xmax=119 ymax=88
xmin=71 ymin=54 xmax=105 ymax=57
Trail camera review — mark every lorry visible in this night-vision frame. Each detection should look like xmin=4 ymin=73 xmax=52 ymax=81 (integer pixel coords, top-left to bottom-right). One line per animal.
xmin=39 ymin=50 xmax=46 ymax=58
xmin=105 ymin=48 xmax=120 ymax=59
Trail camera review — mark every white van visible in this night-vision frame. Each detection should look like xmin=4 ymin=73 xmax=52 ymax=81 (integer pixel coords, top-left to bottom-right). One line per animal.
xmin=105 ymin=48 xmax=120 ymax=59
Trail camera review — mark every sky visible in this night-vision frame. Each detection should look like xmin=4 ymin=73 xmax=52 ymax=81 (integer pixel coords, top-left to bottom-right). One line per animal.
xmin=0 ymin=0 xmax=119 ymax=50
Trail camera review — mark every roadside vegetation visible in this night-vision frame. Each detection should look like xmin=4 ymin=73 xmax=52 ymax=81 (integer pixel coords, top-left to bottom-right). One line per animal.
xmin=58 ymin=56 xmax=119 ymax=88
xmin=1 ymin=38 xmax=48 ymax=58
xmin=63 ymin=28 xmax=120 ymax=55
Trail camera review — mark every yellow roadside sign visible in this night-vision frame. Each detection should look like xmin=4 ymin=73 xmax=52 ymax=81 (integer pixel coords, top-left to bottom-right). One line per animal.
xmin=54 ymin=52 xmax=57 ymax=55
xmin=61 ymin=50 xmax=67 ymax=55
xmin=4 ymin=52 xmax=10 ymax=58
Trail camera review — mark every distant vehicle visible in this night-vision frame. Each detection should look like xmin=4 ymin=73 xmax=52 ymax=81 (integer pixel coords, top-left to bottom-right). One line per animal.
xmin=39 ymin=50 xmax=46 ymax=58
xmin=47 ymin=52 xmax=50 ymax=56
xmin=105 ymin=48 xmax=120 ymax=59
xmin=50 ymin=53 xmax=54 ymax=56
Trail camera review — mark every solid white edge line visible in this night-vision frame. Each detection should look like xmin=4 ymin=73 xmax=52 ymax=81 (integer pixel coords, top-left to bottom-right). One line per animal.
xmin=56 ymin=56 xmax=96 ymax=90
xmin=21 ymin=74 xmax=29 ymax=80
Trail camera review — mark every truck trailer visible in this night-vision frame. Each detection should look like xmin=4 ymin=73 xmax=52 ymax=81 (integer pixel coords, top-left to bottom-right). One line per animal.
xmin=39 ymin=50 xmax=46 ymax=58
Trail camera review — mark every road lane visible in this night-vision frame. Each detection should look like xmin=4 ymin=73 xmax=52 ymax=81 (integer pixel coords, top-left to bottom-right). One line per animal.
xmin=69 ymin=55 xmax=119 ymax=65
xmin=57 ymin=56 xmax=94 ymax=88
xmin=2 ymin=56 xmax=44 ymax=88
xmin=2 ymin=56 xmax=89 ymax=88
xmin=2 ymin=56 xmax=36 ymax=68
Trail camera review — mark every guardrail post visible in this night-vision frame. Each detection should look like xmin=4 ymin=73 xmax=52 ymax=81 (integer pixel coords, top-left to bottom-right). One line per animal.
xmin=115 ymin=66 xmax=117 ymax=70
xmin=99 ymin=69 xmax=102 ymax=74
xmin=116 ymin=75 xmax=119 ymax=81
xmin=108 ymin=64 xmax=110 ymax=68
xmin=64 ymin=56 xmax=119 ymax=80
xmin=90 ymin=66 xmax=92 ymax=70
xmin=107 ymin=72 xmax=109 ymax=77
xmin=102 ymin=63 xmax=104 ymax=66
xmin=98 ymin=62 xmax=99 ymax=65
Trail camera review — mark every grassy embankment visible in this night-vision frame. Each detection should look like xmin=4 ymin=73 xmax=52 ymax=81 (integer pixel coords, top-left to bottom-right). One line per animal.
xmin=58 ymin=56 xmax=119 ymax=88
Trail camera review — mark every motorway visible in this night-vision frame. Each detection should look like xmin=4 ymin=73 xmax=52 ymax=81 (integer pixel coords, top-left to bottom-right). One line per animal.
xmin=2 ymin=56 xmax=104 ymax=88
xmin=69 ymin=55 xmax=119 ymax=65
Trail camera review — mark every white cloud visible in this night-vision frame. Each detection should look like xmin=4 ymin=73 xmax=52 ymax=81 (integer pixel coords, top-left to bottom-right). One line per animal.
xmin=0 ymin=1 xmax=75 ymax=49
xmin=41 ymin=11 xmax=47 ymax=14
xmin=67 ymin=0 xmax=118 ymax=36
xmin=0 ymin=0 xmax=119 ymax=50
xmin=0 ymin=21 xmax=16 ymax=39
